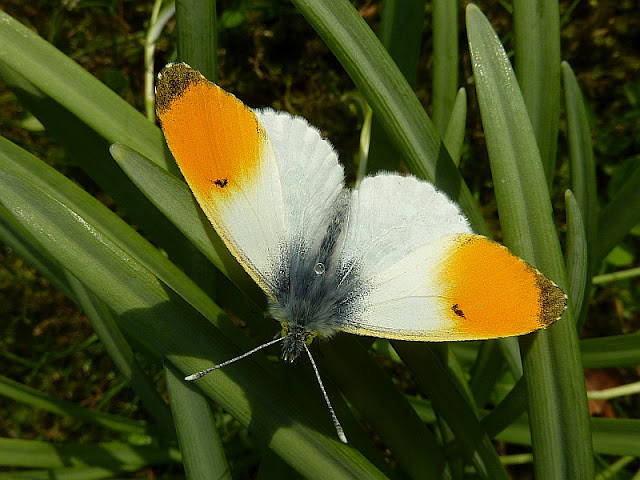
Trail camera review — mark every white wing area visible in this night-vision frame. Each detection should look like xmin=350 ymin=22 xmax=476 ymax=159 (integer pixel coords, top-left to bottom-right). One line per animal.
xmin=256 ymin=110 xmax=346 ymax=257
xmin=338 ymin=175 xmax=471 ymax=277
xmin=200 ymin=146 xmax=287 ymax=293
xmin=335 ymin=175 xmax=473 ymax=339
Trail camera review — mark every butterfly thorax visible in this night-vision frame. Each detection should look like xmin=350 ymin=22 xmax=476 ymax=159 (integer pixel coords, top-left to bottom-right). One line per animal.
xmin=268 ymin=199 xmax=358 ymax=363
xmin=268 ymin=264 xmax=345 ymax=362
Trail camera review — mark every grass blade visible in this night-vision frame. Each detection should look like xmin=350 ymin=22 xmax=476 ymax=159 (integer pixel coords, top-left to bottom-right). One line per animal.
xmin=367 ymin=0 xmax=425 ymax=173
xmin=165 ymin=362 xmax=231 ymax=480
xmin=562 ymin=62 xmax=598 ymax=326
xmin=466 ymin=5 xmax=593 ymax=478
xmin=564 ymin=189 xmax=588 ymax=320
xmin=67 ymin=274 xmax=175 ymax=439
xmin=597 ymin=162 xmax=640 ymax=264
xmin=0 ymin=437 xmax=181 ymax=470
xmin=443 ymin=88 xmax=467 ymax=166
xmin=0 ymin=10 xmax=168 ymax=169
xmin=432 ymin=0 xmax=460 ymax=137
xmin=513 ymin=0 xmax=561 ymax=187
xmin=394 ymin=343 xmax=509 ymax=479
xmin=176 ymin=0 xmax=218 ymax=81
xmin=0 ymin=376 xmax=152 ymax=437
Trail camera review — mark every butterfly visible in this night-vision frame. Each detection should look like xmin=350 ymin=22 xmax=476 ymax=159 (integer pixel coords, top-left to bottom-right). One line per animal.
xmin=155 ymin=62 xmax=567 ymax=443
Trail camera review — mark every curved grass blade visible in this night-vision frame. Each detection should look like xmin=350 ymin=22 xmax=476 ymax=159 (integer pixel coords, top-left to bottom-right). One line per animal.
xmin=393 ymin=342 xmax=509 ymax=480
xmin=0 ymin=11 xmax=169 ymax=169
xmin=0 ymin=375 xmax=152 ymax=437
xmin=165 ymin=362 xmax=231 ymax=480
xmin=175 ymin=0 xmax=218 ymax=81
xmin=562 ymin=62 xmax=598 ymax=327
xmin=564 ymin=190 xmax=588 ymax=320
xmin=597 ymin=162 xmax=640 ymax=264
xmin=367 ymin=0 xmax=426 ymax=174
xmin=109 ymin=143 xmax=261 ymax=303
xmin=443 ymin=88 xmax=467 ymax=167
xmin=581 ymin=333 xmax=640 ymax=368
xmin=67 ymin=274 xmax=176 ymax=439
xmin=0 ymin=437 xmax=181 ymax=471
xmin=432 ymin=0 xmax=460 ymax=137
xmin=466 ymin=5 xmax=593 ymax=478
xmin=513 ymin=0 xmax=561 ymax=186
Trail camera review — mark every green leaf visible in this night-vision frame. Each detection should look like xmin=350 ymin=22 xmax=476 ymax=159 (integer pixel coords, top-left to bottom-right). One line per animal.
xmin=432 ymin=0 xmax=460 ymax=137
xmin=564 ymin=190 xmax=588 ymax=320
xmin=165 ymin=362 xmax=231 ymax=480
xmin=0 ymin=376 xmax=152 ymax=437
xmin=109 ymin=143 xmax=261 ymax=302
xmin=0 ymin=10 xmax=169 ymax=169
xmin=466 ymin=5 xmax=593 ymax=478
xmin=68 ymin=275 xmax=176 ymax=438
xmin=367 ymin=0 xmax=425 ymax=174
xmin=581 ymin=333 xmax=640 ymax=368
xmin=496 ymin=417 xmax=640 ymax=457
xmin=0 ymin=48 xmax=210 ymax=286
xmin=393 ymin=343 xmax=509 ymax=480
xmin=562 ymin=62 xmax=598 ymax=327
xmin=513 ymin=0 xmax=561 ymax=186
xmin=443 ymin=88 xmax=467 ymax=167
xmin=597 ymin=162 xmax=640 ymax=263
xmin=176 ymin=0 xmax=218 ymax=81
xmin=0 ymin=437 xmax=181 ymax=470
xmin=320 ymin=336 xmax=446 ymax=478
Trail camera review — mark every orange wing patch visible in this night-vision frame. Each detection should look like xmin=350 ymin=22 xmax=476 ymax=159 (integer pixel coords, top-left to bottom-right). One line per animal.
xmin=441 ymin=234 xmax=566 ymax=338
xmin=156 ymin=63 xmax=266 ymax=200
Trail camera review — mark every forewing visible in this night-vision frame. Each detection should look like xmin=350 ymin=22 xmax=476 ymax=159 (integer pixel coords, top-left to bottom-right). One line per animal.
xmin=255 ymin=109 xmax=345 ymax=259
xmin=156 ymin=63 xmax=345 ymax=296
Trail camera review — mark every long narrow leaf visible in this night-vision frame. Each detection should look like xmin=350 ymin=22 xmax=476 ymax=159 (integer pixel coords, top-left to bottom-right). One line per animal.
xmin=0 ymin=376 xmax=152 ymax=436
xmin=68 ymin=274 xmax=175 ymax=438
xmin=466 ymin=5 xmax=593 ymax=478
xmin=0 ymin=437 xmax=181 ymax=470
xmin=394 ymin=342 xmax=509 ymax=479
xmin=432 ymin=0 xmax=460 ymax=137
xmin=367 ymin=0 xmax=425 ymax=174
xmin=109 ymin=143 xmax=261 ymax=302
xmin=597 ymin=162 xmax=640 ymax=263
xmin=581 ymin=333 xmax=640 ymax=368
xmin=563 ymin=62 xmax=598 ymax=327
xmin=165 ymin=362 xmax=231 ymax=480
xmin=176 ymin=0 xmax=218 ymax=81
xmin=0 ymin=11 xmax=168 ymax=168
xmin=564 ymin=190 xmax=588 ymax=319
xmin=513 ymin=0 xmax=561 ymax=186
xmin=443 ymin=88 xmax=467 ymax=166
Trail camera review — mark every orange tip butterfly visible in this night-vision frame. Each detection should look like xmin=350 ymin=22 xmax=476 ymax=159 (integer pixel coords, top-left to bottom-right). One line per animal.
xmin=156 ymin=62 xmax=567 ymax=444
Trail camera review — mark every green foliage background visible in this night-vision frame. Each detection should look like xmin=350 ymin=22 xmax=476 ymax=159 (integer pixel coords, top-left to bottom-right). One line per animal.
xmin=0 ymin=0 xmax=639 ymax=478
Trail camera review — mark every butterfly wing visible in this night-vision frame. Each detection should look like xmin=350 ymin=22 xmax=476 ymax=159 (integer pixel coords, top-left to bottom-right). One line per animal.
xmin=156 ymin=63 xmax=344 ymax=297
xmin=334 ymin=175 xmax=567 ymax=341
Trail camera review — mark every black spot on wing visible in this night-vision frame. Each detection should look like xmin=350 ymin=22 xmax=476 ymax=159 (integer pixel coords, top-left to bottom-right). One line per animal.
xmin=452 ymin=303 xmax=466 ymax=319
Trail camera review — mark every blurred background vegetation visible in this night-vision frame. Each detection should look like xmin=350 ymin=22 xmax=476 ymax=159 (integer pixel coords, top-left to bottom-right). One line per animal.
xmin=0 ymin=0 xmax=638 ymax=477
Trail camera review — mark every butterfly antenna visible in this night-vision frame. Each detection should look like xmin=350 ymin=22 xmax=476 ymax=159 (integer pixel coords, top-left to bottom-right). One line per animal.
xmin=304 ymin=343 xmax=348 ymax=444
xmin=185 ymin=336 xmax=285 ymax=381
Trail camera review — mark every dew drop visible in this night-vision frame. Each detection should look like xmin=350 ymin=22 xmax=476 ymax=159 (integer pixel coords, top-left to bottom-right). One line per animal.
xmin=314 ymin=262 xmax=326 ymax=275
